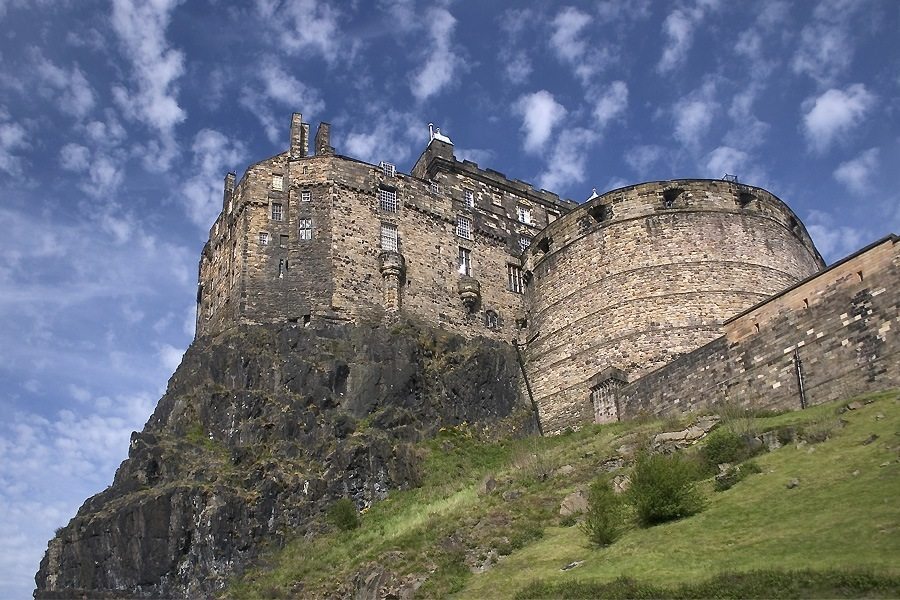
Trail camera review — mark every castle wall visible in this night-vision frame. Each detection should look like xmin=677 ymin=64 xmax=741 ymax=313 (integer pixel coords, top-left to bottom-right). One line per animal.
xmin=619 ymin=236 xmax=900 ymax=416
xmin=522 ymin=180 xmax=825 ymax=433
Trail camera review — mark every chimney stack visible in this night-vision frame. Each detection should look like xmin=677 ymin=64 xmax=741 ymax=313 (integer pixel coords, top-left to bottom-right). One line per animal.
xmin=290 ymin=113 xmax=308 ymax=159
xmin=315 ymin=122 xmax=333 ymax=155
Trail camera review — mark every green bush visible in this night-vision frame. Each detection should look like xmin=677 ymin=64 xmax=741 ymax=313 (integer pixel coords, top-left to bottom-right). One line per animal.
xmin=580 ymin=477 xmax=625 ymax=546
xmin=702 ymin=429 xmax=747 ymax=465
xmin=326 ymin=498 xmax=360 ymax=531
xmin=629 ymin=452 xmax=704 ymax=527
xmin=714 ymin=460 xmax=763 ymax=492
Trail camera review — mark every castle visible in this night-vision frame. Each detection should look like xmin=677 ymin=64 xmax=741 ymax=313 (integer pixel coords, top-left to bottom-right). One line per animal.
xmin=197 ymin=113 xmax=899 ymax=433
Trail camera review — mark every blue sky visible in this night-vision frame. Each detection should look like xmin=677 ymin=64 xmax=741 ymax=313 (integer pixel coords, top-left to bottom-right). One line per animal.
xmin=1 ymin=0 xmax=898 ymax=596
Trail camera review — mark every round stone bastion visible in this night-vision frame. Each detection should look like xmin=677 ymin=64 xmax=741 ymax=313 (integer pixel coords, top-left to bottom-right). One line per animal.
xmin=522 ymin=179 xmax=826 ymax=432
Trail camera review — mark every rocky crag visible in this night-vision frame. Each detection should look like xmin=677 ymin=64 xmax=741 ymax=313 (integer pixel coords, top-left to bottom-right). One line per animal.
xmin=35 ymin=319 xmax=534 ymax=598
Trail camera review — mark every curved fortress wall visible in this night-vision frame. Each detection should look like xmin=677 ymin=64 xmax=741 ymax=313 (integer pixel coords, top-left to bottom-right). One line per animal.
xmin=523 ymin=180 xmax=825 ymax=433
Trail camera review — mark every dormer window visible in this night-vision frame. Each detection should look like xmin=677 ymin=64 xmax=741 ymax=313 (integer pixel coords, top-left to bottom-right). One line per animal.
xmin=380 ymin=161 xmax=396 ymax=177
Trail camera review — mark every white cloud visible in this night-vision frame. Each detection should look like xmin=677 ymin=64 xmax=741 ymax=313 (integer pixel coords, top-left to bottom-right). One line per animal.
xmin=792 ymin=0 xmax=867 ymax=84
xmin=256 ymin=0 xmax=344 ymax=64
xmin=242 ymin=60 xmax=325 ymax=144
xmin=657 ymin=0 xmax=721 ymax=73
xmin=537 ymin=127 xmax=598 ymax=192
xmin=548 ymin=6 xmax=613 ymax=84
xmin=110 ymin=0 xmax=186 ymax=169
xmin=802 ymin=84 xmax=875 ymax=152
xmin=158 ymin=343 xmax=184 ymax=372
xmin=703 ymin=145 xmax=751 ymax=179
xmin=625 ymin=144 xmax=665 ymax=175
xmin=0 ymin=119 xmax=27 ymax=175
xmin=833 ymin=147 xmax=879 ymax=193
xmin=410 ymin=7 xmax=462 ymax=102
xmin=455 ymin=148 xmax=494 ymax=165
xmin=181 ymin=129 xmax=247 ymax=228
xmin=514 ymin=90 xmax=567 ymax=154
xmin=341 ymin=109 xmax=422 ymax=165
xmin=727 ymin=87 xmax=769 ymax=149
xmin=593 ymin=81 xmax=628 ymax=129
xmin=672 ymin=81 xmax=718 ymax=148
xmin=503 ymin=51 xmax=532 ymax=85
xmin=60 ymin=143 xmax=90 ymax=172
xmin=805 ymin=208 xmax=869 ymax=260
xmin=34 ymin=55 xmax=96 ymax=119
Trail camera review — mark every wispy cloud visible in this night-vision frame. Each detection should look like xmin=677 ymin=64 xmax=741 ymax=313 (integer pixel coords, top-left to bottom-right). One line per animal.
xmin=0 ymin=117 xmax=27 ymax=175
xmin=592 ymin=81 xmax=628 ymax=129
xmin=410 ymin=7 xmax=463 ymax=102
xmin=537 ymin=127 xmax=598 ymax=192
xmin=805 ymin=208 xmax=869 ymax=261
xmin=672 ymin=81 xmax=718 ymax=148
xmin=514 ymin=90 xmax=567 ymax=154
xmin=181 ymin=129 xmax=247 ymax=228
xmin=33 ymin=54 xmax=96 ymax=120
xmin=792 ymin=0 xmax=868 ymax=84
xmin=241 ymin=60 xmax=324 ymax=144
xmin=549 ymin=6 xmax=612 ymax=84
xmin=833 ymin=147 xmax=879 ymax=194
xmin=110 ymin=0 xmax=186 ymax=170
xmin=657 ymin=0 xmax=721 ymax=73
xmin=625 ymin=144 xmax=665 ymax=176
xmin=255 ymin=0 xmax=345 ymax=64
xmin=802 ymin=84 xmax=875 ymax=152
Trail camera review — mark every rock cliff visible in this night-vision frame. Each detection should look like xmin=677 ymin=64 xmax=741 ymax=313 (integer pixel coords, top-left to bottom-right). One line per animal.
xmin=35 ymin=319 xmax=533 ymax=598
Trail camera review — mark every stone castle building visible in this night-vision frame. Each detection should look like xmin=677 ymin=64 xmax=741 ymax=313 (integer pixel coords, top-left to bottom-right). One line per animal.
xmin=197 ymin=113 xmax=898 ymax=433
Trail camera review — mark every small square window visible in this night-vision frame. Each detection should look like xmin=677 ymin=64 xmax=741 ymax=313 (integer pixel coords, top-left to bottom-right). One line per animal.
xmin=301 ymin=190 xmax=311 ymax=202
xmin=456 ymin=215 xmax=473 ymax=239
xmin=272 ymin=174 xmax=283 ymax=191
xmin=492 ymin=193 xmax=503 ymax=206
xmin=430 ymin=181 xmax=440 ymax=194
xmin=507 ymin=264 xmax=524 ymax=294
xmin=279 ymin=234 xmax=289 ymax=248
xmin=381 ymin=222 xmax=399 ymax=251
xmin=379 ymin=188 xmax=398 ymax=212
xmin=379 ymin=161 xmax=396 ymax=177
xmin=464 ymin=189 xmax=474 ymax=208
xmin=458 ymin=246 xmax=471 ymax=276
xmin=517 ymin=205 xmax=533 ymax=225
xmin=299 ymin=219 xmax=312 ymax=240
xmin=259 ymin=232 xmax=269 ymax=246
xmin=271 ymin=202 xmax=283 ymax=221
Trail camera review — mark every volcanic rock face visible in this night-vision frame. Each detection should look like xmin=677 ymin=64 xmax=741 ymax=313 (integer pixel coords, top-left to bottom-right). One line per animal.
xmin=35 ymin=319 xmax=532 ymax=598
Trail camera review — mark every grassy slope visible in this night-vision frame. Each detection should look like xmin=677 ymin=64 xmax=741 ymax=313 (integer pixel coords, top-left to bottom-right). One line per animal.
xmin=227 ymin=391 xmax=900 ymax=599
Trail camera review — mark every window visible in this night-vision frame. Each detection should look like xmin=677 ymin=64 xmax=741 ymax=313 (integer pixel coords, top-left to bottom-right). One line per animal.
xmin=548 ymin=210 xmax=559 ymax=223
xmin=464 ymin=189 xmax=474 ymax=208
xmin=381 ymin=222 xmax=399 ymax=251
xmin=430 ymin=181 xmax=440 ymax=194
xmin=507 ymin=264 xmax=524 ymax=294
xmin=379 ymin=188 xmax=398 ymax=212
xmin=517 ymin=205 xmax=533 ymax=225
xmin=271 ymin=202 xmax=283 ymax=221
xmin=458 ymin=246 xmax=471 ymax=276
xmin=485 ymin=310 xmax=499 ymax=329
xmin=456 ymin=215 xmax=473 ymax=239
xmin=259 ymin=232 xmax=269 ymax=246
xmin=379 ymin=161 xmax=396 ymax=177
xmin=301 ymin=190 xmax=311 ymax=202
xmin=299 ymin=219 xmax=312 ymax=240
xmin=518 ymin=236 xmax=531 ymax=253
xmin=272 ymin=174 xmax=283 ymax=191
xmin=279 ymin=234 xmax=289 ymax=248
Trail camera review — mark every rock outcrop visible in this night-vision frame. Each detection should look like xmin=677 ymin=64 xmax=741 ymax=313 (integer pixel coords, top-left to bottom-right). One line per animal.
xmin=35 ymin=319 xmax=533 ymax=598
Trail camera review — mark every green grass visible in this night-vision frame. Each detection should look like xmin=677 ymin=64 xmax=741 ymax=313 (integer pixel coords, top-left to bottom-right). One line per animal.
xmin=225 ymin=391 xmax=900 ymax=599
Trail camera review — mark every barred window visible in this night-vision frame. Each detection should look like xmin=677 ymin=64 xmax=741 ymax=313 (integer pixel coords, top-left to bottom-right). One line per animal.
xmin=272 ymin=174 xmax=283 ymax=191
xmin=456 ymin=215 xmax=473 ymax=239
xmin=379 ymin=188 xmax=398 ymax=212
xmin=259 ymin=232 xmax=269 ymax=246
xmin=507 ymin=264 xmax=524 ymax=294
xmin=379 ymin=161 xmax=396 ymax=177
xmin=301 ymin=190 xmax=311 ymax=202
xmin=458 ymin=246 xmax=471 ymax=276
xmin=485 ymin=310 xmax=499 ymax=329
xmin=299 ymin=219 xmax=312 ymax=240
xmin=381 ymin=222 xmax=399 ymax=251
xmin=518 ymin=235 xmax=531 ymax=253
xmin=464 ymin=189 xmax=474 ymax=208
xmin=430 ymin=181 xmax=440 ymax=194
xmin=271 ymin=202 xmax=283 ymax=221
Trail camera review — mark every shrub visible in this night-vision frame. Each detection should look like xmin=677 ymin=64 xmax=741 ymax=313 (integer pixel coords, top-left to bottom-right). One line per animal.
xmin=580 ymin=477 xmax=625 ymax=546
xmin=326 ymin=498 xmax=360 ymax=531
xmin=559 ymin=513 xmax=578 ymax=527
xmin=629 ymin=451 xmax=704 ymax=526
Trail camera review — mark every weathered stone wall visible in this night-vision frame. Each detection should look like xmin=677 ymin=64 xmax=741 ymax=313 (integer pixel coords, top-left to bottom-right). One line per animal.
xmin=522 ymin=180 xmax=825 ymax=433
xmin=619 ymin=236 xmax=899 ymax=417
